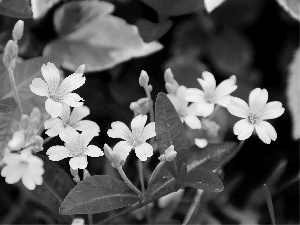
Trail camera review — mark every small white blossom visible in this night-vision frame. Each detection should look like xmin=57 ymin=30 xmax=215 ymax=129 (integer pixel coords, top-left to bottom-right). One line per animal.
xmin=130 ymin=98 xmax=150 ymax=116
xmin=168 ymin=86 xmax=202 ymax=129
xmin=107 ymin=115 xmax=155 ymax=161
xmin=228 ymin=88 xmax=285 ymax=144
xmin=1 ymin=150 xmax=44 ymax=190
xmin=103 ymin=144 xmax=125 ymax=169
xmin=30 ymin=62 xmax=86 ymax=118
xmin=195 ymin=138 xmax=208 ymax=148
xmin=44 ymin=104 xmax=100 ymax=137
xmin=186 ymin=71 xmax=237 ymax=117
xmin=158 ymin=145 xmax=177 ymax=162
xmin=46 ymin=128 xmax=103 ymax=169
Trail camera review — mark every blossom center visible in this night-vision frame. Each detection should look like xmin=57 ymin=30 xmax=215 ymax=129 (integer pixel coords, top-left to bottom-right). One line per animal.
xmin=248 ymin=113 xmax=258 ymax=124
xmin=205 ymin=98 xmax=214 ymax=104
xmin=50 ymin=93 xmax=63 ymax=102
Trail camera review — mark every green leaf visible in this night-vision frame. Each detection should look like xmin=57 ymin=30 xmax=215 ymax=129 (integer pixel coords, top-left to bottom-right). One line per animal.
xmin=0 ymin=0 xmax=32 ymax=18
xmin=137 ymin=19 xmax=172 ymax=43
xmin=28 ymin=155 xmax=74 ymax=224
xmin=46 ymin=0 xmax=162 ymax=72
xmin=0 ymin=97 xmax=17 ymax=113
xmin=146 ymin=142 xmax=238 ymax=200
xmin=60 ymin=175 xmax=140 ymax=215
xmin=155 ymin=92 xmax=189 ymax=180
xmin=184 ymin=167 xmax=223 ymax=191
xmin=140 ymin=0 xmax=204 ymax=18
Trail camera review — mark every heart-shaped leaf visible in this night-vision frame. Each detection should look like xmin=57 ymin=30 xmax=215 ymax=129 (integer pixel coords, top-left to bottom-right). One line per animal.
xmin=0 ymin=0 xmax=32 ymax=18
xmin=28 ymin=155 xmax=75 ymax=223
xmin=137 ymin=19 xmax=173 ymax=42
xmin=0 ymin=97 xmax=17 ymax=113
xmin=45 ymin=0 xmax=162 ymax=72
xmin=155 ymin=92 xmax=189 ymax=180
xmin=60 ymin=175 xmax=140 ymax=215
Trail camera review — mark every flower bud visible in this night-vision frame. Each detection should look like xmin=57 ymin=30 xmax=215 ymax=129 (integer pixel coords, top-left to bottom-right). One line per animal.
xmin=165 ymin=83 xmax=178 ymax=95
xmin=70 ymin=168 xmax=81 ymax=183
xmin=71 ymin=218 xmax=84 ymax=225
xmin=8 ymin=130 xmax=25 ymax=151
xmin=164 ymin=68 xmax=174 ymax=83
xmin=29 ymin=107 xmax=42 ymax=130
xmin=195 ymin=138 xmax=208 ymax=148
xmin=33 ymin=135 xmax=44 ymax=152
xmin=21 ymin=114 xmax=29 ymax=129
xmin=158 ymin=145 xmax=177 ymax=162
xmin=75 ymin=64 xmax=85 ymax=74
xmin=139 ymin=70 xmax=149 ymax=87
xmin=130 ymin=98 xmax=150 ymax=115
xmin=104 ymin=144 xmax=124 ymax=169
xmin=3 ymin=40 xmax=18 ymax=70
xmin=12 ymin=20 xmax=24 ymax=41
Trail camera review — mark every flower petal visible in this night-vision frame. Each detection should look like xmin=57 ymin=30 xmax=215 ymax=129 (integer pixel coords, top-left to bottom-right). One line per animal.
xmin=258 ymin=101 xmax=285 ymax=120
xmin=59 ymin=128 xmax=80 ymax=149
xmin=79 ymin=128 xmax=99 ymax=148
xmin=255 ymin=121 xmax=277 ymax=144
xmin=185 ymin=89 xmax=206 ymax=103
xmin=227 ymin=97 xmax=249 ymax=118
xmin=113 ymin=141 xmax=133 ymax=161
xmin=22 ymin=171 xmax=37 ymax=190
xmin=59 ymin=103 xmax=71 ymax=122
xmin=44 ymin=118 xmax=64 ymax=137
xmin=85 ymin=145 xmax=104 ymax=157
xmin=29 ymin=78 xmax=49 ymax=97
xmin=213 ymin=75 xmax=237 ymax=100
xmin=46 ymin=146 xmax=72 ymax=161
xmin=58 ymin=72 xmax=86 ymax=96
xmin=41 ymin=62 xmax=60 ymax=92
xmin=197 ymin=102 xmax=214 ymax=117
xmin=199 ymin=71 xmax=216 ymax=96
xmin=215 ymin=95 xmax=232 ymax=108
xmin=131 ymin=114 xmax=147 ymax=131
xmin=69 ymin=156 xmax=88 ymax=170
xmin=135 ymin=142 xmax=153 ymax=161
xmin=69 ymin=105 xmax=90 ymax=124
xmin=62 ymin=93 xmax=84 ymax=107
xmin=249 ymin=88 xmax=268 ymax=114
xmin=72 ymin=120 xmax=100 ymax=133
xmin=184 ymin=115 xmax=201 ymax=129
xmin=141 ymin=122 xmax=155 ymax=141
xmin=237 ymin=122 xmax=254 ymax=140
xmin=45 ymin=98 xmax=63 ymax=118
xmin=233 ymin=119 xmax=249 ymax=135
xmin=3 ymin=165 xmax=24 ymax=184
xmin=107 ymin=121 xmax=133 ymax=142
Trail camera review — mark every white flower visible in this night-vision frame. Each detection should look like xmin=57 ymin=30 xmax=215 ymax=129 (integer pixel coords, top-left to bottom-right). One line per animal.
xmin=107 ymin=115 xmax=155 ymax=161
xmin=46 ymin=128 xmax=103 ymax=169
xmin=204 ymin=0 xmax=226 ymax=13
xmin=29 ymin=62 xmax=86 ymax=118
xmin=158 ymin=145 xmax=177 ymax=162
xmin=44 ymin=104 xmax=100 ymax=137
xmin=168 ymin=86 xmax=202 ymax=129
xmin=186 ymin=71 xmax=237 ymax=117
xmin=1 ymin=150 xmax=44 ymax=190
xmin=227 ymin=88 xmax=285 ymax=144
xmin=195 ymin=138 xmax=208 ymax=148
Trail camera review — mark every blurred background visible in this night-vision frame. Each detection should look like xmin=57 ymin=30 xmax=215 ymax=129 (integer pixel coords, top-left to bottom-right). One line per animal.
xmin=0 ymin=0 xmax=299 ymax=224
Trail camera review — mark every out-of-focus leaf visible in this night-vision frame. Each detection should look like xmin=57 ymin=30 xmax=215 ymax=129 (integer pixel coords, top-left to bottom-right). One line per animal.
xmin=140 ymin=0 xmax=204 ymax=17
xmin=277 ymin=0 xmax=300 ymax=21
xmin=209 ymin=28 xmax=253 ymax=74
xmin=0 ymin=0 xmax=32 ymax=18
xmin=31 ymin=0 xmax=60 ymax=19
xmin=28 ymin=155 xmax=74 ymax=224
xmin=0 ymin=97 xmax=17 ymax=113
xmin=155 ymin=93 xmax=189 ymax=180
xmin=46 ymin=0 xmax=163 ymax=72
xmin=60 ymin=175 xmax=140 ymax=215
xmin=165 ymin=56 xmax=207 ymax=88
xmin=287 ymin=48 xmax=299 ymax=139
xmin=137 ymin=19 xmax=172 ymax=42
xmin=263 ymin=184 xmax=276 ymax=225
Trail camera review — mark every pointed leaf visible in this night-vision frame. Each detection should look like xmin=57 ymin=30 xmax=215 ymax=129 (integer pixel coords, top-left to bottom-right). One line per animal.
xmin=0 ymin=97 xmax=17 ymax=113
xmin=155 ymin=92 xmax=189 ymax=180
xmin=0 ymin=0 xmax=32 ymax=18
xmin=28 ymin=155 xmax=74 ymax=223
xmin=60 ymin=175 xmax=140 ymax=215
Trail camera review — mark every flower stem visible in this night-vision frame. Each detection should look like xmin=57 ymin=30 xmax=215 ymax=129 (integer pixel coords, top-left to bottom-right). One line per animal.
xmin=144 ymin=88 xmax=154 ymax=123
xmin=8 ymin=68 xmax=22 ymax=119
xmin=35 ymin=114 xmax=50 ymax=136
xmin=88 ymin=214 xmax=93 ymax=225
xmin=117 ymin=167 xmax=143 ymax=198
xmin=182 ymin=189 xmax=203 ymax=225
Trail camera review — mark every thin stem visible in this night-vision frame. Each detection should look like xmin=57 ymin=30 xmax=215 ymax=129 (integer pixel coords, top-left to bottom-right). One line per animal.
xmin=182 ymin=189 xmax=203 ymax=225
xmin=8 ymin=68 xmax=22 ymax=119
xmin=145 ymin=89 xmax=154 ymax=123
xmin=138 ymin=160 xmax=151 ymax=223
xmin=43 ymin=136 xmax=53 ymax=145
xmin=117 ymin=167 xmax=143 ymax=198
xmin=36 ymin=114 xmax=50 ymax=136
xmin=88 ymin=214 xmax=93 ymax=225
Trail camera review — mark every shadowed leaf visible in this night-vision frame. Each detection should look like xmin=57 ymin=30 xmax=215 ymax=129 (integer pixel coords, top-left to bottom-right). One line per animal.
xmin=0 ymin=97 xmax=17 ymax=113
